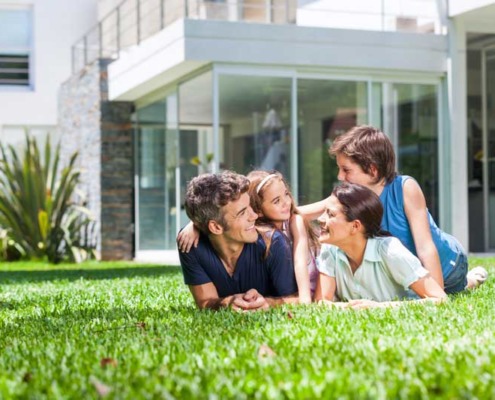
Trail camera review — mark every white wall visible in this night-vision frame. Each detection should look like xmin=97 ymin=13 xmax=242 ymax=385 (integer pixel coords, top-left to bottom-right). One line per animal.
xmin=298 ymin=0 xmax=441 ymax=33
xmin=449 ymin=0 xmax=495 ymax=16
xmin=0 ymin=0 xmax=98 ymax=131
xmin=97 ymin=0 xmax=120 ymax=20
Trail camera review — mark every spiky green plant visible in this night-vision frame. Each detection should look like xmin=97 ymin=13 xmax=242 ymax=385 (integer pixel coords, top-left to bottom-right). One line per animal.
xmin=0 ymin=134 xmax=96 ymax=263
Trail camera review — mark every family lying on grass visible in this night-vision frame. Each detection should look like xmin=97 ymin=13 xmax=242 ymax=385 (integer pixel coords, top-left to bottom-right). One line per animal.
xmin=177 ymin=126 xmax=488 ymax=311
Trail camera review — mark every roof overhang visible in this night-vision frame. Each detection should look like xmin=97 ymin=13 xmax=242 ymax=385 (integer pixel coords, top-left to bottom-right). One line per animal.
xmin=108 ymin=19 xmax=447 ymax=101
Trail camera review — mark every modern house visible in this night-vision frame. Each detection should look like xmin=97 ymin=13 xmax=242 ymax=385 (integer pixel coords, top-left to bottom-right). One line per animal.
xmin=5 ymin=0 xmax=495 ymax=262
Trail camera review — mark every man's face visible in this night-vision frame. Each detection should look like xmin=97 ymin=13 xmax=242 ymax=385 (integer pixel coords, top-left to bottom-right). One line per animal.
xmin=336 ymin=153 xmax=375 ymax=188
xmin=220 ymin=193 xmax=259 ymax=244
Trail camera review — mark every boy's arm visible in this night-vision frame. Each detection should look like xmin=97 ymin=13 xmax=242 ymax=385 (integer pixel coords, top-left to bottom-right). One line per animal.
xmin=403 ymin=179 xmax=444 ymax=288
xmin=297 ymin=197 xmax=329 ymax=221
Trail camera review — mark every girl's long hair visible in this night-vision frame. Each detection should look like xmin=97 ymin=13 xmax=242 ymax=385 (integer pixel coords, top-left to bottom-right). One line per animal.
xmin=247 ymin=170 xmax=320 ymax=258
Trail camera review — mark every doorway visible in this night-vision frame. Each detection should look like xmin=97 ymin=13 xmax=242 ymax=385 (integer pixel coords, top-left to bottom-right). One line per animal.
xmin=467 ymin=37 xmax=495 ymax=251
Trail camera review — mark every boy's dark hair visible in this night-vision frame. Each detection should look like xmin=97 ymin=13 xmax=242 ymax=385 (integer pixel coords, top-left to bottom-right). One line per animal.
xmin=330 ymin=125 xmax=397 ymax=184
xmin=185 ymin=171 xmax=249 ymax=234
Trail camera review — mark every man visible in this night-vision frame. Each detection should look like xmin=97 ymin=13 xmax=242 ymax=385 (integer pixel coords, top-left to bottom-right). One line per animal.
xmin=178 ymin=171 xmax=298 ymax=311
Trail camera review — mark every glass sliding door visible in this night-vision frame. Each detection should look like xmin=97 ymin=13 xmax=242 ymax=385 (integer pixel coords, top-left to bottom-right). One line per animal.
xmin=135 ymin=92 xmax=178 ymax=250
xmin=390 ymin=83 xmax=439 ymax=222
xmin=217 ymin=74 xmax=292 ymax=180
xmin=178 ymin=71 xmax=214 ymax=229
xmin=297 ymin=79 xmax=368 ymax=204
xmin=483 ymin=47 xmax=495 ymax=249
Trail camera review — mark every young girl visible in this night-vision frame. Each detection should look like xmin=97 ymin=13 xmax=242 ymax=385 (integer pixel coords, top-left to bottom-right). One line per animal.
xmin=314 ymin=182 xmax=447 ymax=309
xmin=247 ymin=170 xmax=319 ymax=303
xmin=178 ymin=170 xmax=319 ymax=304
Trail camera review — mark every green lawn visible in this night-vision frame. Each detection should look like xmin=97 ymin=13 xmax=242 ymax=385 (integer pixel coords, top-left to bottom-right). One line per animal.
xmin=1 ymin=258 xmax=494 ymax=399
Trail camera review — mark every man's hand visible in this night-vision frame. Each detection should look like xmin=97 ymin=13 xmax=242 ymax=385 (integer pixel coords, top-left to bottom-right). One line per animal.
xmin=230 ymin=289 xmax=270 ymax=311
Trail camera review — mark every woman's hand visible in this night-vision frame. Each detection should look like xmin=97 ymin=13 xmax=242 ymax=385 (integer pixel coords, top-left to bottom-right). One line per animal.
xmin=347 ymin=299 xmax=382 ymax=310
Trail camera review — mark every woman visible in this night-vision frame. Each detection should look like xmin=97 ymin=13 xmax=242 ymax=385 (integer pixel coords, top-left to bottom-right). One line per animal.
xmin=314 ymin=182 xmax=447 ymax=309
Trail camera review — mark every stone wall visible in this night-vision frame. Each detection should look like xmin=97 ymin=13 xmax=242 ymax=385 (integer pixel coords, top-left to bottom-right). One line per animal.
xmin=59 ymin=59 xmax=134 ymax=260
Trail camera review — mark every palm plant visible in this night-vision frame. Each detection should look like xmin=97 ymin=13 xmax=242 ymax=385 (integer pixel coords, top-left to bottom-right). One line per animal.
xmin=0 ymin=134 xmax=96 ymax=263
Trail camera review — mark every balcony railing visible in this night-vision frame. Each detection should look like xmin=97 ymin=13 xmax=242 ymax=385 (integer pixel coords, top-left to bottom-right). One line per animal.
xmin=72 ymin=0 xmax=445 ymax=73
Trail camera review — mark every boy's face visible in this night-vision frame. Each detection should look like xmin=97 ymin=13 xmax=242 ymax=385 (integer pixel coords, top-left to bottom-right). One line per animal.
xmin=336 ymin=153 xmax=376 ymax=188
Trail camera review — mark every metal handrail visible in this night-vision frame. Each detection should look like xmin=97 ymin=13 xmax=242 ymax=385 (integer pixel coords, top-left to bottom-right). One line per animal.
xmin=71 ymin=0 xmax=444 ymax=73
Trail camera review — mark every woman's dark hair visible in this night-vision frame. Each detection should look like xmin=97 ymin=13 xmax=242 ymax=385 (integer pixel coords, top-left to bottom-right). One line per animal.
xmin=332 ymin=182 xmax=390 ymax=238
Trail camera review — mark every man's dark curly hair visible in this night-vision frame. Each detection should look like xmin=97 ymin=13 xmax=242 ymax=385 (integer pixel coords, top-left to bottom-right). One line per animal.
xmin=184 ymin=171 xmax=250 ymax=234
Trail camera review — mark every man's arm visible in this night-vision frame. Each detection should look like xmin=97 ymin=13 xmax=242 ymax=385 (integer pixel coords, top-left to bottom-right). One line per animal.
xmin=189 ymin=283 xmax=270 ymax=311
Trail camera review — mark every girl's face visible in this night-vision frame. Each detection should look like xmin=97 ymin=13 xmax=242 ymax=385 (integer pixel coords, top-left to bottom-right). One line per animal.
xmin=260 ymin=178 xmax=292 ymax=227
xmin=336 ymin=153 xmax=375 ymax=188
xmin=318 ymin=195 xmax=354 ymax=245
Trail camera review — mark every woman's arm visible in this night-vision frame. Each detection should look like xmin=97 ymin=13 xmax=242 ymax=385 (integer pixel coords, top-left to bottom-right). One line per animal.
xmin=297 ymin=197 xmax=329 ymax=221
xmin=290 ymin=214 xmax=312 ymax=304
xmin=347 ymin=274 xmax=447 ymax=309
xmin=402 ymin=179 xmax=444 ymax=288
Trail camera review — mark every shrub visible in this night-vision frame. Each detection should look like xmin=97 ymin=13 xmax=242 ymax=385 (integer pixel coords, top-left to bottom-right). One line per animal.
xmin=0 ymin=134 xmax=96 ymax=263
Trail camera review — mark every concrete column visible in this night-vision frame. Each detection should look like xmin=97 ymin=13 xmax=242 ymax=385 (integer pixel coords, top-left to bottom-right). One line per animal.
xmin=447 ymin=17 xmax=469 ymax=249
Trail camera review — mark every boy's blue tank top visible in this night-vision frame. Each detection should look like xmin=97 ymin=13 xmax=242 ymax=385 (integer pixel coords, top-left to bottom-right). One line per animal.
xmin=379 ymin=175 xmax=464 ymax=279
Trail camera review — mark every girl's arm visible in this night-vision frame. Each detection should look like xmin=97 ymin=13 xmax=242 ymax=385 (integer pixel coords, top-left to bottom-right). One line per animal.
xmin=403 ymin=179 xmax=444 ymax=288
xmin=297 ymin=197 xmax=329 ymax=221
xmin=313 ymin=272 xmax=337 ymax=302
xmin=290 ymin=214 xmax=312 ymax=304
xmin=177 ymin=221 xmax=200 ymax=253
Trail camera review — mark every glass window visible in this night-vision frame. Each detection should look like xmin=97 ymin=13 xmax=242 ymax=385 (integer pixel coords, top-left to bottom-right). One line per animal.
xmin=0 ymin=6 xmax=32 ymax=86
xmin=297 ymin=79 xmax=368 ymax=204
xmin=135 ymin=93 xmax=178 ymax=250
xmin=178 ymin=71 xmax=213 ymax=229
xmin=393 ymin=83 xmax=439 ymax=221
xmin=218 ymin=74 xmax=292 ymax=180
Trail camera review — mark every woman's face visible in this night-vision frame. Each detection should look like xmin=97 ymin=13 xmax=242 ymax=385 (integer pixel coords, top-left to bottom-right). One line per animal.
xmin=336 ymin=153 xmax=375 ymax=188
xmin=260 ymin=178 xmax=292 ymax=227
xmin=318 ymin=195 xmax=354 ymax=245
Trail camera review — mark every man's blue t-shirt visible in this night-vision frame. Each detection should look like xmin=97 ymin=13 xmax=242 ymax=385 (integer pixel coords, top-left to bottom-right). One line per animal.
xmin=179 ymin=231 xmax=298 ymax=298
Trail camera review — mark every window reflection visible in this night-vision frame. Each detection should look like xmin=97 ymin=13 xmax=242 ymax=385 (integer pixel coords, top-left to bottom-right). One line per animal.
xmin=218 ymin=75 xmax=292 ymax=180
xmin=297 ymin=79 xmax=368 ymax=204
